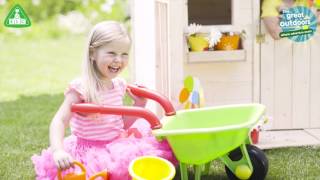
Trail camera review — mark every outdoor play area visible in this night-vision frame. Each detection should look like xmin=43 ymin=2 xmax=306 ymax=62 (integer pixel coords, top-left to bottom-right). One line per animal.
xmin=1 ymin=0 xmax=320 ymax=179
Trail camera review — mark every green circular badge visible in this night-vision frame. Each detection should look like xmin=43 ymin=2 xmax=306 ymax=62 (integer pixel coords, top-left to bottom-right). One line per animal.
xmin=279 ymin=6 xmax=317 ymax=42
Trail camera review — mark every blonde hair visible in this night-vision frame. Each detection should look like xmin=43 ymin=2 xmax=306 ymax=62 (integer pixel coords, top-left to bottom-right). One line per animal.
xmin=82 ymin=21 xmax=131 ymax=104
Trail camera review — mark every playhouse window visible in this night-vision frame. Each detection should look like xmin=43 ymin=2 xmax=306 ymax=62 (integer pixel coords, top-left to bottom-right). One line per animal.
xmin=188 ymin=0 xmax=232 ymax=25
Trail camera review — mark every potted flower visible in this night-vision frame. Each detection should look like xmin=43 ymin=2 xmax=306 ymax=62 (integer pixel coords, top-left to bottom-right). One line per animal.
xmin=214 ymin=31 xmax=243 ymax=51
xmin=187 ymin=23 xmax=209 ymax=52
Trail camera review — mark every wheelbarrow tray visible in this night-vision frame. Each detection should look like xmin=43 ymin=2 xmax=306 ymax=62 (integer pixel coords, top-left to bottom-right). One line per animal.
xmin=152 ymin=104 xmax=265 ymax=165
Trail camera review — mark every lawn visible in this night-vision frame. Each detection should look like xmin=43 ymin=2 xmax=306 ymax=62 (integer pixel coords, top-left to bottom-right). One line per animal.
xmin=0 ymin=35 xmax=320 ymax=179
xmin=0 ymin=35 xmax=85 ymax=179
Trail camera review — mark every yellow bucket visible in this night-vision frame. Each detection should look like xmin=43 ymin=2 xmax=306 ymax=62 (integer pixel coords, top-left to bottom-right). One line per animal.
xmin=129 ymin=156 xmax=176 ymax=180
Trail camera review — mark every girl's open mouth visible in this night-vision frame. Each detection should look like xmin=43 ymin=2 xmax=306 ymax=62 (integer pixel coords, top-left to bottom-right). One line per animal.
xmin=108 ymin=66 xmax=121 ymax=73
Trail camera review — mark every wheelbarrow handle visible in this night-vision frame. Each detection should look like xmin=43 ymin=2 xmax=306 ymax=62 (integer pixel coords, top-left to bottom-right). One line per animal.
xmin=71 ymin=104 xmax=162 ymax=129
xmin=127 ymin=84 xmax=176 ymax=116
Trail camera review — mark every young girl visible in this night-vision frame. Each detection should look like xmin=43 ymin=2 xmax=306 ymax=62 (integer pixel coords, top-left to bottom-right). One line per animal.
xmin=31 ymin=21 xmax=176 ymax=180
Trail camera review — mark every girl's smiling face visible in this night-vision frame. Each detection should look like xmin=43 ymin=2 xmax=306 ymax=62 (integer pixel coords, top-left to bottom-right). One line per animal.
xmin=92 ymin=37 xmax=130 ymax=80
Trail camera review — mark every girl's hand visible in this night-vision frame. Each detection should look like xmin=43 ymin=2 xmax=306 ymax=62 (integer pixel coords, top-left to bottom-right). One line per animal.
xmin=126 ymin=88 xmax=147 ymax=108
xmin=52 ymin=149 xmax=74 ymax=170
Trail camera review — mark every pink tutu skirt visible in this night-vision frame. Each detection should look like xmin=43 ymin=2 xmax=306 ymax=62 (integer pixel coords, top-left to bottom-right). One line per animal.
xmin=31 ymin=121 xmax=177 ymax=180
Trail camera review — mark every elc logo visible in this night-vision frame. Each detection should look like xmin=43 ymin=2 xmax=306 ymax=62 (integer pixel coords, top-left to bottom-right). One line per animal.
xmin=4 ymin=4 xmax=31 ymax=28
xmin=279 ymin=6 xmax=317 ymax=42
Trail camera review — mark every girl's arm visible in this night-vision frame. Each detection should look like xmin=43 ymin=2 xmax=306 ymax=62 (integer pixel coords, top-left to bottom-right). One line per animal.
xmin=262 ymin=17 xmax=282 ymax=40
xmin=261 ymin=0 xmax=283 ymax=40
xmin=50 ymin=91 xmax=81 ymax=170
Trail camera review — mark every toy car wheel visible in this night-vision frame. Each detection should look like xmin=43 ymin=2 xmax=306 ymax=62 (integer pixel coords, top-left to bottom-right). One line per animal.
xmin=225 ymin=144 xmax=268 ymax=180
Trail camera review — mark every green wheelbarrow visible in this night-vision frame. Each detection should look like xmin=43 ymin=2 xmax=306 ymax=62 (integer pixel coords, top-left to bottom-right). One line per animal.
xmin=71 ymin=85 xmax=268 ymax=180
xmin=153 ymin=104 xmax=268 ymax=180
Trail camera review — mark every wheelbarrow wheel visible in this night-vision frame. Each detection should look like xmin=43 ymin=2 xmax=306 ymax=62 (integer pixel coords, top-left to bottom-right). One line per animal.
xmin=225 ymin=144 xmax=268 ymax=180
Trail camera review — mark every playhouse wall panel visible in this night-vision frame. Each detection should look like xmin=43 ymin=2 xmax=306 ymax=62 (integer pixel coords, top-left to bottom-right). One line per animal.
xmin=273 ymin=39 xmax=293 ymax=129
xmin=183 ymin=62 xmax=253 ymax=106
xmin=261 ymin=34 xmax=275 ymax=129
xmin=168 ymin=0 xmax=186 ymax=105
xmin=310 ymin=34 xmax=320 ymax=127
xmin=239 ymin=0 xmax=252 ymax=9
xmin=184 ymin=63 xmax=252 ymax=82
xmin=234 ymin=9 xmax=252 ymax=26
xmin=155 ymin=1 xmax=170 ymax=98
xmin=260 ymin=30 xmax=320 ymax=129
xmin=292 ymin=43 xmax=311 ymax=128
xmin=252 ymin=0 xmax=261 ymax=103
xmin=204 ymin=81 xmax=252 ymax=103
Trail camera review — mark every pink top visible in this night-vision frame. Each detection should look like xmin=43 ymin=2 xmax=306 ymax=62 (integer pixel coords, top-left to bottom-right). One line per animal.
xmin=65 ymin=77 xmax=127 ymax=141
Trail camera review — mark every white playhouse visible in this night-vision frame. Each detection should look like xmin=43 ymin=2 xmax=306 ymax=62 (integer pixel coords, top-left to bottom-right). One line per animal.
xmin=130 ymin=0 xmax=320 ymax=148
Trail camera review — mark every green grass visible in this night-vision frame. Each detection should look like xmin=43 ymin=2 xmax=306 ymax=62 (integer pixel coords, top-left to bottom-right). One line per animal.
xmin=1 ymin=36 xmax=320 ymax=179
xmin=172 ymin=147 xmax=320 ymax=179
xmin=0 ymin=35 xmax=85 ymax=179
xmin=0 ymin=35 xmax=83 ymax=101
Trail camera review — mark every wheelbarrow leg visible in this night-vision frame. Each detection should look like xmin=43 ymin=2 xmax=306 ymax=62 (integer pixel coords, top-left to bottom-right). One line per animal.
xmin=194 ymin=165 xmax=202 ymax=180
xmin=180 ymin=162 xmax=188 ymax=180
xmin=202 ymin=162 xmax=211 ymax=175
